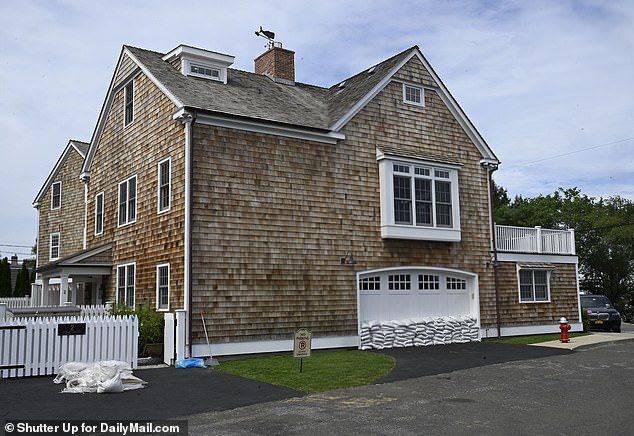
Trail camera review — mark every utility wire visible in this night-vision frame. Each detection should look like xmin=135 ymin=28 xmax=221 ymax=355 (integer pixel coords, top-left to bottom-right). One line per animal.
xmin=500 ymin=137 xmax=634 ymax=170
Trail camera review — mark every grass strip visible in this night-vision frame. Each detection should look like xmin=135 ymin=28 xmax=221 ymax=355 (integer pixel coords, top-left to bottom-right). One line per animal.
xmin=494 ymin=332 xmax=590 ymax=345
xmin=214 ymin=349 xmax=395 ymax=394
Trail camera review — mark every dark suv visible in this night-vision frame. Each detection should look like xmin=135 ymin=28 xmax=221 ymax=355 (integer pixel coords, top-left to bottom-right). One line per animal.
xmin=580 ymin=295 xmax=621 ymax=333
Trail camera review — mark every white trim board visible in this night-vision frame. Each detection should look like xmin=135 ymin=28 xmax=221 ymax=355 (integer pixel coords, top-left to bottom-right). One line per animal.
xmin=191 ymin=335 xmax=359 ymax=357
xmin=497 ymin=252 xmax=578 ymax=264
xmin=480 ymin=322 xmax=583 ymax=339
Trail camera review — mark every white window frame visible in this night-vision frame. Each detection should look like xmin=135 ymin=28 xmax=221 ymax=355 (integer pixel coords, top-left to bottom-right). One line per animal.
xmin=117 ymin=262 xmax=136 ymax=307
xmin=51 ymin=181 xmax=62 ymax=210
xmin=95 ymin=192 xmax=104 ymax=235
xmin=517 ymin=267 xmax=551 ymax=303
xmin=189 ymin=63 xmax=221 ymax=80
xmin=403 ymin=83 xmax=424 ymax=107
xmin=184 ymin=59 xmax=227 ymax=83
xmin=49 ymin=232 xmax=60 ymax=260
xmin=124 ymin=80 xmax=134 ymax=126
xmin=378 ymin=153 xmax=461 ymax=241
xmin=156 ymin=263 xmax=170 ymax=311
xmin=157 ymin=157 xmax=171 ymax=214
xmin=118 ymin=175 xmax=137 ymax=227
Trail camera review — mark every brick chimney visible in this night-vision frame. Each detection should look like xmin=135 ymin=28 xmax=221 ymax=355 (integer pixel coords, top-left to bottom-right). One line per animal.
xmin=255 ymin=46 xmax=295 ymax=85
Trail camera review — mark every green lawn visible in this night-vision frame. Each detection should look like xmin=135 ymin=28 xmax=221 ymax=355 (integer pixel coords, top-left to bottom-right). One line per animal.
xmin=213 ymin=349 xmax=395 ymax=394
xmin=494 ymin=332 xmax=589 ymax=345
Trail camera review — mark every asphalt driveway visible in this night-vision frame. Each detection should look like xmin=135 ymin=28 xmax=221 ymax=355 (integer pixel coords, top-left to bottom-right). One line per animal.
xmin=0 ymin=341 xmax=572 ymax=421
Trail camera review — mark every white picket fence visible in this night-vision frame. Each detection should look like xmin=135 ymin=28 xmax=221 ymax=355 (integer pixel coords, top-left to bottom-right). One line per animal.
xmin=0 ymin=315 xmax=138 ymax=378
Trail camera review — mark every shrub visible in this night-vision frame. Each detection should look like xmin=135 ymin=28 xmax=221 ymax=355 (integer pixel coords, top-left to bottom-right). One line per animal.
xmin=581 ymin=310 xmax=590 ymax=332
xmin=108 ymin=302 xmax=164 ymax=352
xmin=136 ymin=302 xmax=164 ymax=347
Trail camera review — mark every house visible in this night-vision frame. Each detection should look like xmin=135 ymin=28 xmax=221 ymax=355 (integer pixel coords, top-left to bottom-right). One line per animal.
xmin=33 ymin=39 xmax=581 ymax=356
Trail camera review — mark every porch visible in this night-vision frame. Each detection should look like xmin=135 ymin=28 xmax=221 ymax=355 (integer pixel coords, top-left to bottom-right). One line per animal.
xmin=495 ymin=225 xmax=575 ymax=255
xmin=33 ymin=243 xmax=112 ymax=307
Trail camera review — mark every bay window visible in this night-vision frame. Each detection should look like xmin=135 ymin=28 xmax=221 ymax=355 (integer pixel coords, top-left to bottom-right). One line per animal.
xmin=378 ymin=151 xmax=461 ymax=241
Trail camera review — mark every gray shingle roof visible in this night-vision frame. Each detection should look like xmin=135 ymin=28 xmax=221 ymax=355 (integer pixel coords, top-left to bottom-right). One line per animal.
xmin=126 ymin=45 xmax=416 ymax=131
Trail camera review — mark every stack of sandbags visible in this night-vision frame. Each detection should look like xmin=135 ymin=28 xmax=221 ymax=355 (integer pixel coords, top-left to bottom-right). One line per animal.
xmin=360 ymin=315 xmax=480 ymax=350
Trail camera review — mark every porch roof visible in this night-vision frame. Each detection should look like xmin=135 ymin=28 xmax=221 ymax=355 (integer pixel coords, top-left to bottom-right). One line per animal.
xmin=37 ymin=243 xmax=112 ymax=278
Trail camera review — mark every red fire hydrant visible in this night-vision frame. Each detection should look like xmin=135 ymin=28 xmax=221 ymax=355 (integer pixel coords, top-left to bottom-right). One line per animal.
xmin=559 ymin=317 xmax=571 ymax=343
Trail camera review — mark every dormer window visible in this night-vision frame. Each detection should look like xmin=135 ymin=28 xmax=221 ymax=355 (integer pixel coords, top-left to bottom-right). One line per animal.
xmin=162 ymin=45 xmax=234 ymax=84
xmin=190 ymin=63 xmax=221 ymax=79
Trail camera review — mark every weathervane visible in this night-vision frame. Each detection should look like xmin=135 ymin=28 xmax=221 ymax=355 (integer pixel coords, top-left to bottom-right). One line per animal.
xmin=255 ymin=26 xmax=281 ymax=49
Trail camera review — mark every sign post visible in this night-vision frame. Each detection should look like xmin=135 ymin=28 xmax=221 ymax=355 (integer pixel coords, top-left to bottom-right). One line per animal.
xmin=293 ymin=328 xmax=312 ymax=373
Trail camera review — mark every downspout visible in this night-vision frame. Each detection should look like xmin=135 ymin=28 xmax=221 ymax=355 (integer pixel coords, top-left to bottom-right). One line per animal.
xmin=82 ymin=178 xmax=89 ymax=250
xmin=486 ymin=163 xmax=502 ymax=338
xmin=181 ymin=111 xmax=195 ymax=357
xmin=33 ymin=203 xmax=41 ymax=275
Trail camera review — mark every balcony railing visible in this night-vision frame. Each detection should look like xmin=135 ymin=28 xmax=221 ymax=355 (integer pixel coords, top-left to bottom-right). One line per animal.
xmin=495 ymin=225 xmax=576 ymax=255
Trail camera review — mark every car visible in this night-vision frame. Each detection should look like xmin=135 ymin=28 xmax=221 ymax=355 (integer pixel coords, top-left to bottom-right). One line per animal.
xmin=580 ymin=295 xmax=621 ymax=333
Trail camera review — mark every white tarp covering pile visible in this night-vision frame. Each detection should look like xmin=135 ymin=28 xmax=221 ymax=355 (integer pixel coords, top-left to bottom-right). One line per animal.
xmin=360 ymin=315 xmax=480 ymax=350
xmin=53 ymin=361 xmax=147 ymax=394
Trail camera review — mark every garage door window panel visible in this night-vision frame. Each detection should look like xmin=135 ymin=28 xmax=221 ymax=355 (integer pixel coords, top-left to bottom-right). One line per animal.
xmin=419 ymin=274 xmax=440 ymax=292
xmin=359 ymin=276 xmax=381 ymax=293
xmin=388 ymin=274 xmax=411 ymax=292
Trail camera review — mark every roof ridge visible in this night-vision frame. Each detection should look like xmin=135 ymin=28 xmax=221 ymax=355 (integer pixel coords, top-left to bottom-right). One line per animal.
xmin=330 ymin=45 xmax=418 ymax=89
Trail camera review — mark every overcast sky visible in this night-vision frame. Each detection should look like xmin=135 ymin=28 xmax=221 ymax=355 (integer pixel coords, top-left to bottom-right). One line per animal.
xmin=1 ymin=0 xmax=632 ymax=258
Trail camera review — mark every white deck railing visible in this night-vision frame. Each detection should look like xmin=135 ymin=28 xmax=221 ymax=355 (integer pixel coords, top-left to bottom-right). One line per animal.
xmin=495 ymin=225 xmax=575 ymax=255
xmin=0 ymin=296 xmax=31 ymax=308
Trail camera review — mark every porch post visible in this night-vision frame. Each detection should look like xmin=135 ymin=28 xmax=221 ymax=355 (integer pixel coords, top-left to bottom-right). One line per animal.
xmin=31 ymin=283 xmax=41 ymax=306
xmin=42 ymin=278 xmax=50 ymax=306
xmin=60 ymin=274 xmax=70 ymax=305
xmin=535 ymin=226 xmax=542 ymax=253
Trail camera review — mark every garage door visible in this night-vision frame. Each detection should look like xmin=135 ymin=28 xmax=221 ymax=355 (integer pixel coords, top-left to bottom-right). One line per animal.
xmin=357 ymin=267 xmax=480 ymax=349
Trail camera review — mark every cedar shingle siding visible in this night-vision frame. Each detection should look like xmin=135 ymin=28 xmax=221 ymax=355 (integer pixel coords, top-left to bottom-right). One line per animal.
xmin=37 ymin=146 xmax=86 ymax=266
xmin=34 ymin=43 xmax=580 ymax=352
xmin=86 ymin=69 xmax=186 ymax=308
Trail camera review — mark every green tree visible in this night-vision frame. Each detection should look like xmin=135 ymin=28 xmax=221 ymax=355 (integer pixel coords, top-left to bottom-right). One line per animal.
xmin=0 ymin=257 xmax=11 ymax=297
xmin=14 ymin=262 xmax=32 ymax=297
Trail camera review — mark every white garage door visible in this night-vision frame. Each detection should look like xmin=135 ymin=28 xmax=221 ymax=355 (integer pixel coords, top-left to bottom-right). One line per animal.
xmin=358 ymin=267 xmax=479 ymax=324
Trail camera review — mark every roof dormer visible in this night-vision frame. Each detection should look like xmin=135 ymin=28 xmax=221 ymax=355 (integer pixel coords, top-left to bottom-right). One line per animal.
xmin=162 ymin=44 xmax=234 ymax=84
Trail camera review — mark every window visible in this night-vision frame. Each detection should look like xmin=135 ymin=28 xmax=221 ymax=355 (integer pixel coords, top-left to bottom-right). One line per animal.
xmin=118 ymin=176 xmax=137 ymax=226
xmin=388 ymin=274 xmax=411 ymax=291
xmin=403 ymin=84 xmax=424 ymax=106
xmin=419 ymin=274 xmax=440 ymax=291
xmin=190 ymin=63 xmax=221 ymax=80
xmin=378 ymin=155 xmax=461 ymax=241
xmin=124 ymin=81 xmax=134 ymax=126
xmin=95 ymin=192 xmax=104 ymax=235
xmin=50 ymin=233 xmax=60 ymax=260
xmin=51 ymin=182 xmax=61 ymax=210
xmin=158 ymin=158 xmax=171 ymax=213
xmin=446 ymin=276 xmax=467 ymax=291
xmin=359 ymin=276 xmax=381 ymax=292
xmin=117 ymin=263 xmax=135 ymax=307
xmin=156 ymin=264 xmax=170 ymax=310
xmin=519 ymin=269 xmax=550 ymax=302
